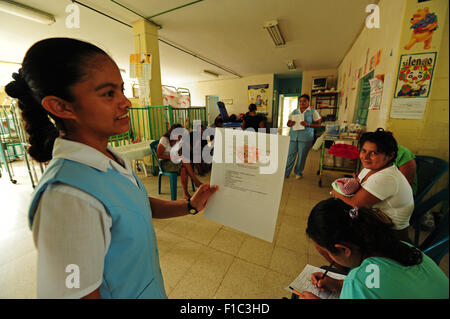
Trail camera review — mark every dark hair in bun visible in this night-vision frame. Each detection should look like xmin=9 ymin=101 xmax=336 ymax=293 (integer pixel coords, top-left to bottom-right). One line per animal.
xmin=5 ymin=38 xmax=108 ymax=162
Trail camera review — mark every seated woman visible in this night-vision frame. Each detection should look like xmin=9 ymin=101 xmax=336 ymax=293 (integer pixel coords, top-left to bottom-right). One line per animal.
xmin=157 ymin=124 xmax=202 ymax=199
xmin=241 ymin=103 xmax=266 ymax=131
xmin=299 ymin=198 xmax=449 ymax=299
xmin=213 ymin=115 xmax=223 ymax=128
xmin=189 ymin=126 xmax=211 ymax=176
xmin=395 ymin=144 xmax=417 ymax=196
xmin=331 ymin=128 xmax=414 ymax=242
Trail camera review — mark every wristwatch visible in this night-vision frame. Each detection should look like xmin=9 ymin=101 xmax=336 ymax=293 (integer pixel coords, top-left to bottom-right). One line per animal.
xmin=187 ymin=198 xmax=199 ymax=215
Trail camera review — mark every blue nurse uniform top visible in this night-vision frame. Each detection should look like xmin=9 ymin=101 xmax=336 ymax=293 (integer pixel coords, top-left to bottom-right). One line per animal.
xmin=28 ymin=158 xmax=167 ymax=299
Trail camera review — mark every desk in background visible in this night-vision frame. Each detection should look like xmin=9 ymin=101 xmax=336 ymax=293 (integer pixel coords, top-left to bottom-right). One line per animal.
xmin=114 ymin=140 xmax=154 ymax=177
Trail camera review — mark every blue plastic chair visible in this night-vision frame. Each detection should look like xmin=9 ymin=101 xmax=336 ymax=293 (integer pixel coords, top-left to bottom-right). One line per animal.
xmin=414 ymin=155 xmax=449 ymax=205
xmin=411 ymin=186 xmax=449 ymax=248
xmin=422 ymin=235 xmax=449 ymax=266
xmin=217 ymin=101 xmax=242 ymax=127
xmin=410 ymin=156 xmax=448 ymax=245
xmin=414 ymin=188 xmax=449 ymax=265
xmin=150 ymin=140 xmax=195 ymax=200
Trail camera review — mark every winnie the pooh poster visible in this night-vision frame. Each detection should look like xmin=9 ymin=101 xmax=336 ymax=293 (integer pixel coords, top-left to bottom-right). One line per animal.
xmin=394 ymin=52 xmax=436 ymax=98
xmin=404 ymin=7 xmax=438 ymax=50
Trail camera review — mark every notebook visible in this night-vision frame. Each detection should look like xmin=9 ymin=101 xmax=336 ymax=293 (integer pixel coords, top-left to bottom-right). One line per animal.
xmin=287 ymin=264 xmax=347 ymax=299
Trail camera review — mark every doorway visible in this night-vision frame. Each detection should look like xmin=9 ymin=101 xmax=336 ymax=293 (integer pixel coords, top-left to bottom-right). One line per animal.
xmin=277 ymin=94 xmax=299 ymax=136
xmin=206 ymin=95 xmax=220 ymax=125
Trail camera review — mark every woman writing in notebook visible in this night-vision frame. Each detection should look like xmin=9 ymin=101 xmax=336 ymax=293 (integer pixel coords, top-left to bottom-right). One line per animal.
xmin=5 ymin=38 xmax=217 ymax=299
xmin=298 ymin=198 xmax=448 ymax=299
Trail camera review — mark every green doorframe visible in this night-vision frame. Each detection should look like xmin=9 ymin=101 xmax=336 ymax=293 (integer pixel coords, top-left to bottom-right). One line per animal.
xmin=272 ymin=74 xmax=302 ymax=128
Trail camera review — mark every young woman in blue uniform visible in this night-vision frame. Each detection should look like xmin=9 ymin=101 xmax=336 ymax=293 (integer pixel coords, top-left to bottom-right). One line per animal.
xmin=5 ymin=38 xmax=217 ymax=299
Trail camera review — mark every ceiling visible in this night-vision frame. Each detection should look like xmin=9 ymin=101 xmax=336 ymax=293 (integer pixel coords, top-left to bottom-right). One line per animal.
xmin=0 ymin=0 xmax=375 ymax=88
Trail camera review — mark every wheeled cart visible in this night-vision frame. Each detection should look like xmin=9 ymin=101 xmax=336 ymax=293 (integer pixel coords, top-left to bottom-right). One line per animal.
xmin=318 ymin=136 xmax=360 ymax=187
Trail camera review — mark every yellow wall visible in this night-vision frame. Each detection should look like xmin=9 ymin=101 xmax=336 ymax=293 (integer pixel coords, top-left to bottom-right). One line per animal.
xmin=337 ymin=0 xmax=449 ymax=191
xmin=182 ymin=74 xmax=274 ymax=121
xmin=388 ymin=1 xmax=449 ymax=162
xmin=132 ymin=20 xmax=163 ymax=106
xmin=337 ymin=0 xmax=407 ymax=131
xmin=389 ymin=0 xmax=449 ymax=193
xmin=0 ymin=86 xmax=7 ymax=102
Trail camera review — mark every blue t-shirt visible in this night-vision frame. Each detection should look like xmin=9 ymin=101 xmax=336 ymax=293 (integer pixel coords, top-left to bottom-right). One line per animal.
xmin=340 ymin=252 xmax=449 ymax=299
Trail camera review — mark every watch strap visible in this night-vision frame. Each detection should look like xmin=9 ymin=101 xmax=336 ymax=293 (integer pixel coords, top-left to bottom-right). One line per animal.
xmin=187 ymin=198 xmax=199 ymax=215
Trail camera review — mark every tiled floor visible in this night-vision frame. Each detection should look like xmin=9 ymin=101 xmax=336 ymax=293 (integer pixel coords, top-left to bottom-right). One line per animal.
xmin=0 ymin=149 xmax=448 ymax=299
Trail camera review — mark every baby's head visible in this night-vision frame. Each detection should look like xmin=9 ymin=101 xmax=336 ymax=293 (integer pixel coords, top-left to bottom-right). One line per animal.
xmin=334 ymin=177 xmax=360 ymax=195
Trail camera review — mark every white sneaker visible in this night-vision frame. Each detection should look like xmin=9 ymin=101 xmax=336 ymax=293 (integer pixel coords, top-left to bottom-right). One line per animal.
xmin=295 ymin=174 xmax=303 ymax=179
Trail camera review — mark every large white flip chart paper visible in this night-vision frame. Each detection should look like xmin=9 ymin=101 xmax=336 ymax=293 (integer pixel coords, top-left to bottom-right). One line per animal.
xmin=204 ymin=128 xmax=289 ymax=242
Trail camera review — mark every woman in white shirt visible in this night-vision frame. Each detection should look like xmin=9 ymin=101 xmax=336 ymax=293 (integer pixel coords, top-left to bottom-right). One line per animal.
xmin=157 ymin=124 xmax=203 ymax=199
xmin=331 ymin=128 xmax=414 ymax=242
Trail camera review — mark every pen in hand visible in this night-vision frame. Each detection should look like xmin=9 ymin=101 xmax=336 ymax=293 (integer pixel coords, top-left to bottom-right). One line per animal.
xmin=315 ymin=261 xmax=335 ymax=288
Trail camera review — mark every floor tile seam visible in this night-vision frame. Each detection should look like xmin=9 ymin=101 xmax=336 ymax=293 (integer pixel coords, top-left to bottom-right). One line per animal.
xmin=210 ymin=255 xmax=237 ymax=298
xmin=183 ymin=225 xmax=223 ymax=247
xmin=273 ymin=242 xmax=308 ymax=257
xmin=158 ymin=234 xmax=210 ymax=260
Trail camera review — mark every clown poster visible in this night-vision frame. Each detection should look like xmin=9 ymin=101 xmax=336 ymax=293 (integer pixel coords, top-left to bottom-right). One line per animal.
xmin=394 ymin=52 xmax=436 ymax=98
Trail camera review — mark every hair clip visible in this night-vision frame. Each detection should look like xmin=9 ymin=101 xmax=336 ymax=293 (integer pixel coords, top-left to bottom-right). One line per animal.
xmin=349 ymin=207 xmax=359 ymax=219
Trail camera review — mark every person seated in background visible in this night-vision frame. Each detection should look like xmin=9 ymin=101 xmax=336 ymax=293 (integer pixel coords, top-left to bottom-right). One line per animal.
xmin=395 ymin=144 xmax=417 ymax=196
xmin=213 ymin=115 xmax=223 ymax=128
xmin=299 ymin=198 xmax=449 ymax=299
xmin=189 ymin=126 xmax=211 ymax=176
xmin=241 ymin=103 xmax=266 ymax=131
xmin=157 ymin=124 xmax=203 ymax=199
xmin=331 ymin=128 xmax=414 ymax=242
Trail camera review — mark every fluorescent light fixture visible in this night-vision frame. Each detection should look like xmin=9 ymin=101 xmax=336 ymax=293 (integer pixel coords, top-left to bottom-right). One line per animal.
xmin=263 ymin=20 xmax=285 ymax=46
xmin=201 ymin=70 xmax=219 ymax=79
xmin=0 ymin=0 xmax=55 ymax=25
xmin=286 ymin=60 xmax=296 ymax=70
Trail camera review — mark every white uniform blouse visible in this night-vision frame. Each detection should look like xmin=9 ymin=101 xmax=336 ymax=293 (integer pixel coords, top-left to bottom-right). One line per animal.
xmin=32 ymin=137 xmax=137 ymax=298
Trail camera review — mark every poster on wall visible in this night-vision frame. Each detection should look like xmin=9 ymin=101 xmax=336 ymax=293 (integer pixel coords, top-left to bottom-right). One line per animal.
xmin=374 ymin=49 xmax=382 ymax=68
xmin=369 ymin=74 xmax=384 ymax=110
xmin=390 ymin=98 xmax=427 ymax=119
xmin=403 ymin=7 xmax=438 ymax=51
xmin=130 ymin=53 xmax=152 ymax=79
xmin=248 ymin=84 xmax=269 ymax=111
xmin=394 ymin=52 xmax=437 ymax=98
xmin=130 ymin=53 xmax=152 ymax=106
